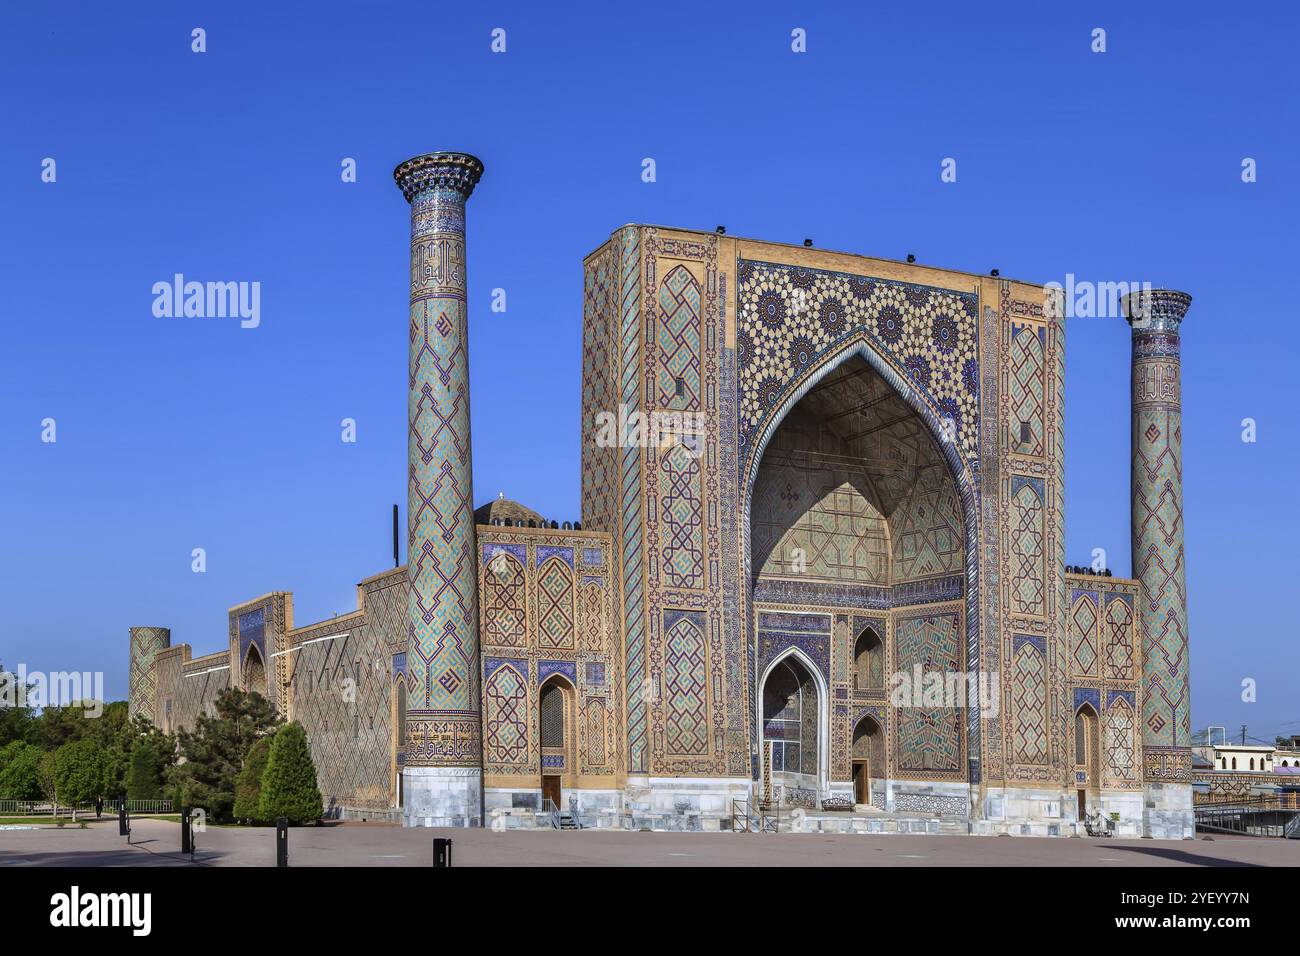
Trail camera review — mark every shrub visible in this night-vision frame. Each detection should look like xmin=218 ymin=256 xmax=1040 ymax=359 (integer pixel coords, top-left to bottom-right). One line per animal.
xmin=232 ymin=737 xmax=271 ymax=824
xmin=167 ymin=688 xmax=280 ymax=823
xmin=125 ymin=740 xmax=164 ymax=800
xmin=257 ymin=723 xmax=322 ymax=826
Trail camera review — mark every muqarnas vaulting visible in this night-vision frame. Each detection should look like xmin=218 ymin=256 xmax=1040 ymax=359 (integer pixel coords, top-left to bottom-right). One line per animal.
xmin=128 ymin=151 xmax=1195 ymax=838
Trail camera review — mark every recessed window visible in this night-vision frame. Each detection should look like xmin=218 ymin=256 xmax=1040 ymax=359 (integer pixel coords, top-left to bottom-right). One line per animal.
xmin=675 ymin=376 xmax=685 ymax=398
xmin=540 ymin=682 xmax=565 ymax=748
xmin=1019 ymin=421 xmax=1031 ymax=443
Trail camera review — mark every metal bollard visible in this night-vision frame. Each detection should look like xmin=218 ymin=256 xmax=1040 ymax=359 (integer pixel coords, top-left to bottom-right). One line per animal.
xmin=181 ymin=805 xmax=192 ymax=855
xmin=433 ymin=837 xmax=453 ymax=868
xmin=276 ymin=817 xmax=288 ymax=868
xmin=118 ymin=805 xmax=129 ymax=839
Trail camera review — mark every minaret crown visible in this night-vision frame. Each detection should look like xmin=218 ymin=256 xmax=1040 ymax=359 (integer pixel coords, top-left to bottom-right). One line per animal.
xmin=393 ymin=152 xmax=485 ymax=203
xmin=1121 ymin=288 xmax=1192 ymax=334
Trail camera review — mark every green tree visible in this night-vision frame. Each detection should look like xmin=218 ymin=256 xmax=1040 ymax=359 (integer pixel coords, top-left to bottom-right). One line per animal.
xmin=124 ymin=740 xmax=164 ymax=801
xmin=232 ymin=737 xmax=271 ymax=823
xmin=257 ymin=722 xmax=322 ymax=826
xmin=37 ymin=752 xmax=58 ymax=811
xmin=106 ymin=713 xmax=174 ymax=800
xmin=52 ymin=739 xmax=108 ymax=819
xmin=25 ymin=702 xmax=97 ymax=752
xmin=0 ymin=741 xmax=45 ymax=800
xmin=0 ymin=664 xmax=35 ymax=747
xmin=168 ymin=688 xmax=280 ymax=823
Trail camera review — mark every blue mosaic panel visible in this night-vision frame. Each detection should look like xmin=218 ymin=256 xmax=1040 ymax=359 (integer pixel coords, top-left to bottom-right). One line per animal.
xmin=1107 ymin=689 xmax=1136 ymax=709
xmin=485 ymin=657 xmax=529 ymax=681
xmin=483 ymin=542 xmax=527 ymax=563
xmin=756 ymin=610 xmax=831 ymax=684
xmin=1012 ymin=633 xmax=1047 ymax=655
xmin=536 ymin=545 xmax=574 ymax=568
xmin=238 ymin=607 xmax=266 ymax=663
xmin=537 ymin=659 xmax=577 ymax=685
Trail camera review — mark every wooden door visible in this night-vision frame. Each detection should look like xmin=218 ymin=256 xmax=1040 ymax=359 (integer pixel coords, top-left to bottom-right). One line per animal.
xmin=543 ymin=774 xmax=562 ymax=809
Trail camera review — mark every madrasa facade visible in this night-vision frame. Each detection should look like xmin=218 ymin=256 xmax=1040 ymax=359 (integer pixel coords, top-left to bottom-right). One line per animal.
xmin=127 ymin=151 xmax=1196 ymax=839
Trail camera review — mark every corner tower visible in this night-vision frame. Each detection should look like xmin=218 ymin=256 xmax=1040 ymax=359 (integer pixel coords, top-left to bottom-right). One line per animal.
xmin=1122 ymin=287 xmax=1194 ymax=839
xmin=394 ymin=151 xmax=485 ymax=827
xmin=127 ymin=626 xmax=170 ymax=722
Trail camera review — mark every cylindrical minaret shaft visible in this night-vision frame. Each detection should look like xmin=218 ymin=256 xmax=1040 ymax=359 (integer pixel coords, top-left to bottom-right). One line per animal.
xmin=128 ymin=626 xmax=171 ymax=722
xmin=394 ymin=152 xmax=485 ymax=827
xmin=1122 ymin=288 xmax=1194 ymax=837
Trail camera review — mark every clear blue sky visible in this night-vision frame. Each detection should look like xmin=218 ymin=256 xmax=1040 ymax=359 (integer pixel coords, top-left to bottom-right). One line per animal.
xmin=2 ymin=1 xmax=1296 ymax=743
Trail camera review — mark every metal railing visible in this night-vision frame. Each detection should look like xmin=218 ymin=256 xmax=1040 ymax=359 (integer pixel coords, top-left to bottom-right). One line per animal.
xmin=0 ymin=798 xmax=173 ymax=817
xmin=1194 ymin=797 xmax=1300 ymax=839
xmin=1195 ymin=792 xmax=1299 ymax=811
xmin=730 ymin=798 xmax=753 ymax=833
xmin=541 ymin=798 xmax=560 ymax=829
xmin=729 ymin=798 xmax=780 ymax=833
xmin=566 ymin=797 xmax=584 ymax=830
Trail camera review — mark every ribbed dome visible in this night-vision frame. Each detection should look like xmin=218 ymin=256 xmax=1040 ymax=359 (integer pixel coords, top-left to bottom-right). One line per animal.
xmin=474 ymin=493 xmax=544 ymax=527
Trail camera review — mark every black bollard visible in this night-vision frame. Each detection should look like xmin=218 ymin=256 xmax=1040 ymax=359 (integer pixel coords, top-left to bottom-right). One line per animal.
xmin=433 ymin=837 xmax=452 ymax=868
xmin=118 ymin=805 xmax=129 ymax=838
xmin=181 ymin=805 xmax=192 ymax=855
xmin=276 ymin=817 xmax=288 ymax=868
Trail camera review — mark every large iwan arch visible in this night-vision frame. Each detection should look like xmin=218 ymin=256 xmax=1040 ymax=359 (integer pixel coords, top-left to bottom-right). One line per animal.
xmin=743 ymin=335 xmax=980 ymax=800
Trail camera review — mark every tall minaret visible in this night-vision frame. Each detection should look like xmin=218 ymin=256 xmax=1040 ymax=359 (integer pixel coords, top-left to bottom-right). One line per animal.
xmin=394 ymin=152 xmax=485 ymax=827
xmin=1121 ymin=287 xmax=1194 ymax=840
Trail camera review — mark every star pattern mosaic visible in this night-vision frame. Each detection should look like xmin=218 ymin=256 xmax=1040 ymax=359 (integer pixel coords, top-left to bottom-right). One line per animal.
xmin=736 ymin=260 xmax=981 ymax=471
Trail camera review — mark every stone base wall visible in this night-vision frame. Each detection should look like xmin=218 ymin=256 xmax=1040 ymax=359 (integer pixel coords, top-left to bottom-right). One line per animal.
xmin=1143 ymin=782 xmax=1194 ymax=840
xmin=883 ymin=779 xmax=970 ymax=816
xmin=624 ymin=776 xmax=752 ymax=831
xmin=340 ymin=806 xmax=402 ymax=823
xmin=975 ymin=785 xmax=1145 ymax=837
xmin=339 ymin=778 xmax=1172 ymax=838
xmin=796 ymin=811 xmax=969 ymax=835
xmin=402 ymin=767 xmax=482 ymax=828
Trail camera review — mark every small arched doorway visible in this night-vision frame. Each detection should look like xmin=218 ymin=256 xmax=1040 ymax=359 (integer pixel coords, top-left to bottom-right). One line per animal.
xmin=391 ymin=676 xmax=407 ymax=808
xmin=854 ymin=626 xmax=884 ymax=693
xmin=538 ymin=675 xmax=575 ymax=810
xmin=760 ymin=652 xmax=824 ymax=804
xmin=243 ymin=644 xmax=266 ymax=695
xmin=1074 ymin=703 xmax=1100 ymax=817
xmin=852 ymin=714 xmax=884 ymax=806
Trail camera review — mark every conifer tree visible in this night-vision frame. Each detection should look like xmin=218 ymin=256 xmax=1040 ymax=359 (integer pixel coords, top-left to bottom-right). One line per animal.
xmin=257 ymin=722 xmax=323 ymax=825
xmin=232 ymin=737 xmax=271 ymax=823
xmin=125 ymin=739 xmax=164 ymax=801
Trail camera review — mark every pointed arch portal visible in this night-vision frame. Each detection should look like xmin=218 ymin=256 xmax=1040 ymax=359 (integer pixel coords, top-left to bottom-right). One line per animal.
xmin=758 ymin=647 xmax=829 ymax=802
xmin=243 ymin=643 xmax=266 ymax=695
xmin=743 ymin=336 xmax=981 ymax=785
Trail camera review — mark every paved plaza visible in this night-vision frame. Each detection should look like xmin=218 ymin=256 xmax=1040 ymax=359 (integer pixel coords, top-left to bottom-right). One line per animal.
xmin=1 ymin=818 xmax=1296 ymax=867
